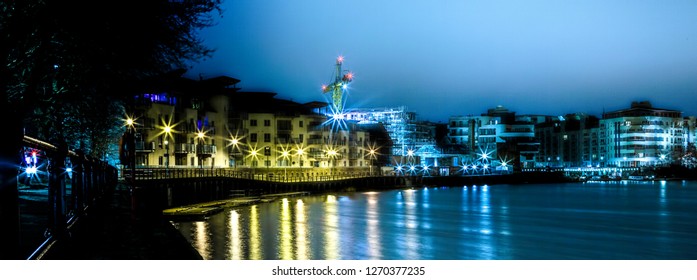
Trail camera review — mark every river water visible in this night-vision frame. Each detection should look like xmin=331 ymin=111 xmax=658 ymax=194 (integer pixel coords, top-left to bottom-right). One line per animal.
xmin=172 ymin=180 xmax=697 ymax=260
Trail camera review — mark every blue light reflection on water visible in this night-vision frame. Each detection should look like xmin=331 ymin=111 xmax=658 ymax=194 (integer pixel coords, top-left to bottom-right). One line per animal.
xmin=172 ymin=181 xmax=697 ymax=260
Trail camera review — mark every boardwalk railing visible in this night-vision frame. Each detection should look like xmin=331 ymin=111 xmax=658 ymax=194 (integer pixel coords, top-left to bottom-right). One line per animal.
xmin=129 ymin=167 xmax=380 ymax=182
xmin=20 ymin=135 xmax=118 ymax=260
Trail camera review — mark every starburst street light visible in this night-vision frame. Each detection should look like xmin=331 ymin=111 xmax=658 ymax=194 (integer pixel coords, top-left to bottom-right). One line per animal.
xmin=477 ymin=146 xmax=494 ymax=163
xmin=294 ymin=144 xmax=305 ymax=168
xmin=366 ymin=143 xmax=379 ymax=176
xmin=499 ymin=156 xmax=512 ymax=174
xmin=157 ymin=120 xmax=177 ymax=169
xmin=326 ymin=146 xmax=338 ymax=175
xmin=246 ymin=144 xmax=262 ymax=178
xmin=277 ymin=145 xmax=292 ymax=179
xmin=227 ymin=132 xmax=245 ymax=169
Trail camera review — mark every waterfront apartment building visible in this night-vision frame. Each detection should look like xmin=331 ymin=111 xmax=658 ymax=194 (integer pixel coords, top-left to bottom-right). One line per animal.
xmin=534 ymin=101 xmax=695 ymax=168
xmin=448 ymin=106 xmax=540 ymax=170
xmin=600 ymin=101 xmax=689 ymax=167
xmin=535 ymin=113 xmax=601 ymax=167
xmin=125 ymin=71 xmax=372 ymax=170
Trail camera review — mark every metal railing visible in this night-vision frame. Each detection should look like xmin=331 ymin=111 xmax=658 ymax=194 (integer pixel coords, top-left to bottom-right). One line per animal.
xmin=21 ymin=135 xmax=118 ymax=260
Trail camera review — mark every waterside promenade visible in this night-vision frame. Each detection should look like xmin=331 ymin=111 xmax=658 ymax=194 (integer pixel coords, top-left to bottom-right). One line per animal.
xmin=39 ymin=183 xmax=202 ymax=260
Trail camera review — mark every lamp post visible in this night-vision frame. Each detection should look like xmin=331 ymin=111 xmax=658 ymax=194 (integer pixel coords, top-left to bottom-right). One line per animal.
xmin=230 ymin=137 xmax=240 ymax=169
xmin=368 ymin=148 xmax=377 ymax=176
xmin=249 ymin=148 xmax=259 ymax=179
xmin=296 ymin=147 xmax=304 ymax=167
xmin=163 ymin=124 xmax=173 ymax=175
xmin=327 ymin=148 xmax=338 ymax=177
xmin=281 ymin=150 xmax=290 ymax=180
xmin=124 ymin=116 xmax=136 ymax=181
xmin=196 ymin=131 xmax=206 ymax=172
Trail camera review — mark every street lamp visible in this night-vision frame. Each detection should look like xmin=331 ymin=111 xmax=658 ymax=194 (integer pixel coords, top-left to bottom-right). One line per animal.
xmin=327 ymin=147 xmax=338 ymax=177
xmin=123 ymin=115 xmax=137 ymax=181
xmin=296 ymin=147 xmax=305 ymax=167
xmin=247 ymin=145 xmax=261 ymax=179
xmin=196 ymin=130 xmax=206 ymax=170
xmin=281 ymin=149 xmax=290 ymax=180
xmin=229 ymin=136 xmax=241 ymax=169
xmin=163 ymin=124 xmax=173 ymax=170
xmin=367 ymin=148 xmax=377 ymax=176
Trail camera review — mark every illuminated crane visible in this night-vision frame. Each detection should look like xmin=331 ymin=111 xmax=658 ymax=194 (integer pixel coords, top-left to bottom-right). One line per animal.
xmin=321 ymin=56 xmax=353 ymax=113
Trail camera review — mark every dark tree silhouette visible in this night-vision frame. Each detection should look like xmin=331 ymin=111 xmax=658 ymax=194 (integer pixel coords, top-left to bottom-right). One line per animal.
xmin=0 ymin=0 xmax=222 ymax=259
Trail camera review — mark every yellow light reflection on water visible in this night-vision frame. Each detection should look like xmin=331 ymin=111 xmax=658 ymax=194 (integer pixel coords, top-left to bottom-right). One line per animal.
xmin=249 ymin=205 xmax=261 ymax=260
xmin=295 ymin=199 xmax=310 ymax=259
xmin=228 ymin=210 xmax=241 ymax=260
xmin=194 ymin=221 xmax=211 ymax=260
xmin=325 ymin=195 xmax=339 ymax=259
xmin=279 ymin=198 xmax=293 ymax=260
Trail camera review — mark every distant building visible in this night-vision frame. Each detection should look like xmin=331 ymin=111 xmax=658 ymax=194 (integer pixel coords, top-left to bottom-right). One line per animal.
xmin=448 ymin=106 xmax=540 ymax=170
xmin=535 ymin=113 xmax=601 ymax=167
xmin=600 ymin=101 xmax=688 ymax=167
xmin=533 ymin=101 xmax=694 ymax=168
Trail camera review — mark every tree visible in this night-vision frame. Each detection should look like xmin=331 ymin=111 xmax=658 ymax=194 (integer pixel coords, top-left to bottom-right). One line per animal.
xmin=1 ymin=0 xmax=222 ymax=259
xmin=682 ymin=143 xmax=697 ymax=169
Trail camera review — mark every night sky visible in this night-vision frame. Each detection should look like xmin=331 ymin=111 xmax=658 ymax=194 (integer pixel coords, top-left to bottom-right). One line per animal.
xmin=185 ymin=0 xmax=697 ymax=123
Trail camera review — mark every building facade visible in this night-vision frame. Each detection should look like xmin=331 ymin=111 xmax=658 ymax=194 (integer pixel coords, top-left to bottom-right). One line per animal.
xmin=600 ymin=101 xmax=688 ymax=167
xmin=448 ymin=106 xmax=540 ymax=170
xmin=125 ymin=72 xmax=372 ymax=171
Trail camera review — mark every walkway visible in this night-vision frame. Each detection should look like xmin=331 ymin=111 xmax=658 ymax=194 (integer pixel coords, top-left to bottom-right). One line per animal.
xmin=40 ymin=182 xmax=202 ymax=260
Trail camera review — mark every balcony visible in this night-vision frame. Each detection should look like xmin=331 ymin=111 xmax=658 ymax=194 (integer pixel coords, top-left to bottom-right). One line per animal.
xmin=196 ymin=144 xmax=217 ymax=155
xmin=174 ymin=143 xmax=195 ymax=154
xmin=135 ymin=141 xmax=155 ymax=153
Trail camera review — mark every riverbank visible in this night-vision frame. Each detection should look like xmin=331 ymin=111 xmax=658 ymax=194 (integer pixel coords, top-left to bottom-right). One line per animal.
xmin=40 ymin=183 xmax=203 ymax=260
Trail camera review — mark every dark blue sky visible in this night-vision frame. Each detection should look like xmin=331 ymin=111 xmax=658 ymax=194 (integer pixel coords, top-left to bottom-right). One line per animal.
xmin=185 ymin=0 xmax=697 ymax=123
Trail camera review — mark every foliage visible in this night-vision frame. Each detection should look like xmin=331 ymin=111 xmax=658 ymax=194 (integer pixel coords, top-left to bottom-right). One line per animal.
xmin=1 ymin=0 xmax=222 ymax=162
xmin=681 ymin=143 xmax=697 ymax=169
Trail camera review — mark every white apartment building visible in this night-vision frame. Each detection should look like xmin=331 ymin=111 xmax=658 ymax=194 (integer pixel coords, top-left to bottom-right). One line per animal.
xmin=600 ymin=101 xmax=688 ymax=167
xmin=127 ymin=73 xmax=372 ymax=170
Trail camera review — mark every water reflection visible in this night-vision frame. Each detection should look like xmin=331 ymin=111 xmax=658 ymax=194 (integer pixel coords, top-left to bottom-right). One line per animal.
xmin=249 ymin=205 xmax=261 ymax=259
xmin=193 ymin=221 xmax=211 ymax=260
xmin=227 ymin=210 xmax=241 ymax=259
xmin=324 ymin=195 xmax=339 ymax=259
xmin=365 ymin=192 xmax=381 ymax=259
xmin=401 ymin=189 xmax=419 ymax=259
xmin=279 ymin=198 xmax=292 ymax=259
xmin=174 ymin=181 xmax=697 ymax=260
xmin=295 ymin=199 xmax=309 ymax=259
